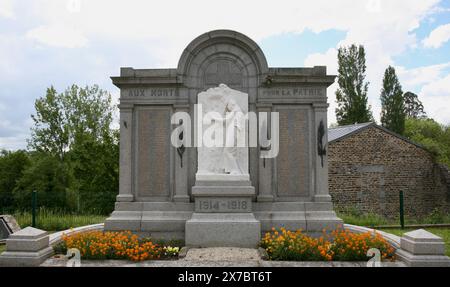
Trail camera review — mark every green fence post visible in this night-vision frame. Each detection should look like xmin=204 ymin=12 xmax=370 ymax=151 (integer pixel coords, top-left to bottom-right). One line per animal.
xmin=399 ymin=190 xmax=405 ymax=229
xmin=32 ymin=190 xmax=37 ymax=228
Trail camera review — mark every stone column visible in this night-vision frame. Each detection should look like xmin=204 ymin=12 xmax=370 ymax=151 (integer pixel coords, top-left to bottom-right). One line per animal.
xmin=257 ymin=104 xmax=274 ymax=202
xmin=117 ymin=103 xmax=134 ymax=202
xmin=173 ymin=104 xmax=190 ymax=202
xmin=313 ymin=103 xmax=332 ymax=202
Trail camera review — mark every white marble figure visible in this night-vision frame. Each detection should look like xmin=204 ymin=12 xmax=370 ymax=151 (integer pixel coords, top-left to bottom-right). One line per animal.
xmin=196 ymin=84 xmax=249 ymax=181
xmin=207 ymin=99 xmax=244 ymax=175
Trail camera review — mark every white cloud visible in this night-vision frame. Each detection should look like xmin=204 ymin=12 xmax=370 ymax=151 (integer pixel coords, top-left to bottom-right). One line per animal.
xmin=304 ymin=48 xmax=339 ymax=124
xmin=423 ymin=23 xmax=450 ymax=48
xmin=0 ymin=135 xmax=28 ymax=150
xmin=301 ymin=0 xmax=441 ymax=124
xmin=20 ymin=0 xmax=439 ymax=60
xmin=421 ymin=73 xmax=450 ymax=97
xmin=397 ymin=62 xmax=450 ymax=88
xmin=0 ymin=0 xmax=14 ymax=19
xmin=397 ymin=63 xmax=450 ymax=124
xmin=0 ymin=0 xmax=448 ymax=147
xmin=26 ymin=25 xmax=88 ymax=48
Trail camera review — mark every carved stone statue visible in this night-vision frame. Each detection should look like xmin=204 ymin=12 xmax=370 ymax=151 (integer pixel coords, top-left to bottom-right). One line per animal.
xmin=197 ymin=84 xmax=249 ymax=181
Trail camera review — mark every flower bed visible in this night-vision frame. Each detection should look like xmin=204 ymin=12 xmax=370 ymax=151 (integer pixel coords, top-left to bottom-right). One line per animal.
xmin=261 ymin=227 xmax=396 ymax=262
xmin=54 ymin=230 xmax=179 ymax=261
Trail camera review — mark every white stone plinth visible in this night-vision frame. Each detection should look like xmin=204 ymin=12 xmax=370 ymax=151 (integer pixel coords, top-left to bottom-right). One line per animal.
xmin=396 ymin=229 xmax=450 ymax=267
xmin=0 ymin=227 xmax=54 ymax=267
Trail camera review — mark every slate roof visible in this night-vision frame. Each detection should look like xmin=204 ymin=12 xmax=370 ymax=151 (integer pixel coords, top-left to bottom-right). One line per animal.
xmin=328 ymin=122 xmax=373 ymax=142
xmin=328 ymin=122 xmax=426 ymax=150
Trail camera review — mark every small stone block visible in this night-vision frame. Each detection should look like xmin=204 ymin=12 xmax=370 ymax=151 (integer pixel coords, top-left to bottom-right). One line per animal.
xmin=6 ymin=236 xmax=49 ymax=252
xmin=401 ymin=229 xmax=446 ymax=255
xmin=0 ymin=246 xmax=54 ymax=267
xmin=8 ymin=226 xmax=48 ymax=240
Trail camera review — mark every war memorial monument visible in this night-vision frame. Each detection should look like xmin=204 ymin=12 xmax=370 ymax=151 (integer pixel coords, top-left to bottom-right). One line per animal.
xmin=105 ymin=29 xmax=342 ymax=247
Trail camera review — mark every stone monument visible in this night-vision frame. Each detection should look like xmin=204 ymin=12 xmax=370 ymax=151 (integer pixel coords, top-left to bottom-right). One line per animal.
xmin=185 ymin=84 xmax=260 ymax=247
xmin=105 ymin=30 xmax=342 ymax=245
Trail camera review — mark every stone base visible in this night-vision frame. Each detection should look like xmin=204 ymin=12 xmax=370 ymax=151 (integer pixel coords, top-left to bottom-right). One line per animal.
xmin=186 ymin=179 xmax=260 ymax=247
xmin=185 ymin=213 xmax=261 ymax=248
xmin=395 ymin=229 xmax=450 ymax=267
xmin=105 ymin=200 xmax=343 ymax=242
xmin=254 ymin=201 xmax=343 ymax=235
xmin=0 ymin=227 xmax=53 ymax=267
xmin=0 ymin=246 xmax=54 ymax=267
xmin=104 ymin=202 xmax=194 ymax=241
xmin=396 ymin=249 xmax=450 ymax=267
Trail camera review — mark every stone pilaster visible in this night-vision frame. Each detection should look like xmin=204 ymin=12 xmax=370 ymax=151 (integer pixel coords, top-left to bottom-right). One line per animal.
xmin=173 ymin=104 xmax=190 ymax=202
xmin=313 ymin=103 xmax=331 ymax=202
xmin=117 ymin=103 xmax=134 ymax=202
xmin=256 ymin=104 xmax=274 ymax=202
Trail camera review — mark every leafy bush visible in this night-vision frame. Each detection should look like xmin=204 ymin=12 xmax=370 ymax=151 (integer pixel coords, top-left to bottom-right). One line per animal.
xmin=53 ymin=241 xmax=68 ymax=255
xmin=330 ymin=229 xmax=395 ymax=261
xmin=261 ymin=228 xmax=331 ymax=261
xmin=422 ymin=208 xmax=448 ymax=225
xmin=58 ymin=231 xmax=179 ymax=261
xmin=261 ymin=227 xmax=395 ymax=262
xmin=404 ymin=118 xmax=450 ymax=167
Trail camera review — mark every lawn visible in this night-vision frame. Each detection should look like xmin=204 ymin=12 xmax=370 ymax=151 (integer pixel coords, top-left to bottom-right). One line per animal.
xmin=379 ymin=227 xmax=450 ymax=257
xmin=0 ymin=244 xmax=5 ymax=255
xmin=13 ymin=209 xmax=107 ymax=232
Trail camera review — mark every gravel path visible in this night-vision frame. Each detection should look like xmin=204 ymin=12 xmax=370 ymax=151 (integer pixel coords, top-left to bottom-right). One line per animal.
xmin=183 ymin=247 xmax=260 ymax=261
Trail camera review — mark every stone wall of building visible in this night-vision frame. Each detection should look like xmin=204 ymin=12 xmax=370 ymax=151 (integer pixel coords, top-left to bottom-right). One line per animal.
xmin=328 ymin=126 xmax=450 ymax=219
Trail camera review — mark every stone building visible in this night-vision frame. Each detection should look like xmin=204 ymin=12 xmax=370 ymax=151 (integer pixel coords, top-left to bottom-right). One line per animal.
xmin=328 ymin=122 xmax=450 ymax=218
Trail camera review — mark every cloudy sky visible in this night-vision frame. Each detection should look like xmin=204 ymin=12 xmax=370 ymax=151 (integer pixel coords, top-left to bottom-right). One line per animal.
xmin=1 ymin=0 xmax=450 ymax=150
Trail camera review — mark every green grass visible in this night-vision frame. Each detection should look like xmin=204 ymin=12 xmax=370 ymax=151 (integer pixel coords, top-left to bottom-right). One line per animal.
xmin=338 ymin=212 xmax=390 ymax=227
xmin=0 ymin=244 xmax=5 ymax=255
xmin=13 ymin=209 xmax=107 ymax=231
xmin=338 ymin=208 xmax=450 ymax=228
xmin=379 ymin=227 xmax=450 ymax=257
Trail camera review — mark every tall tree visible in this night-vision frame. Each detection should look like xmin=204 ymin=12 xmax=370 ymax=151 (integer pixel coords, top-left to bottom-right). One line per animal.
xmin=26 ymin=84 xmax=119 ymax=214
xmin=28 ymin=85 xmax=115 ymax=160
xmin=380 ymin=66 xmax=406 ymax=135
xmin=335 ymin=44 xmax=373 ymax=125
xmin=404 ymin=91 xmax=426 ymax=119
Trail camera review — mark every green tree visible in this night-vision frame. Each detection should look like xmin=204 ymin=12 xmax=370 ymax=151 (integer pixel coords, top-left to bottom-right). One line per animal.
xmin=13 ymin=153 xmax=68 ymax=211
xmin=66 ymin=131 xmax=119 ymax=214
xmin=26 ymin=84 xmax=118 ymax=214
xmin=0 ymin=150 xmax=30 ymax=212
xmin=404 ymin=118 xmax=450 ymax=167
xmin=404 ymin=91 xmax=426 ymax=119
xmin=28 ymin=85 xmax=115 ymax=161
xmin=335 ymin=44 xmax=373 ymax=125
xmin=380 ymin=66 xmax=405 ymax=135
